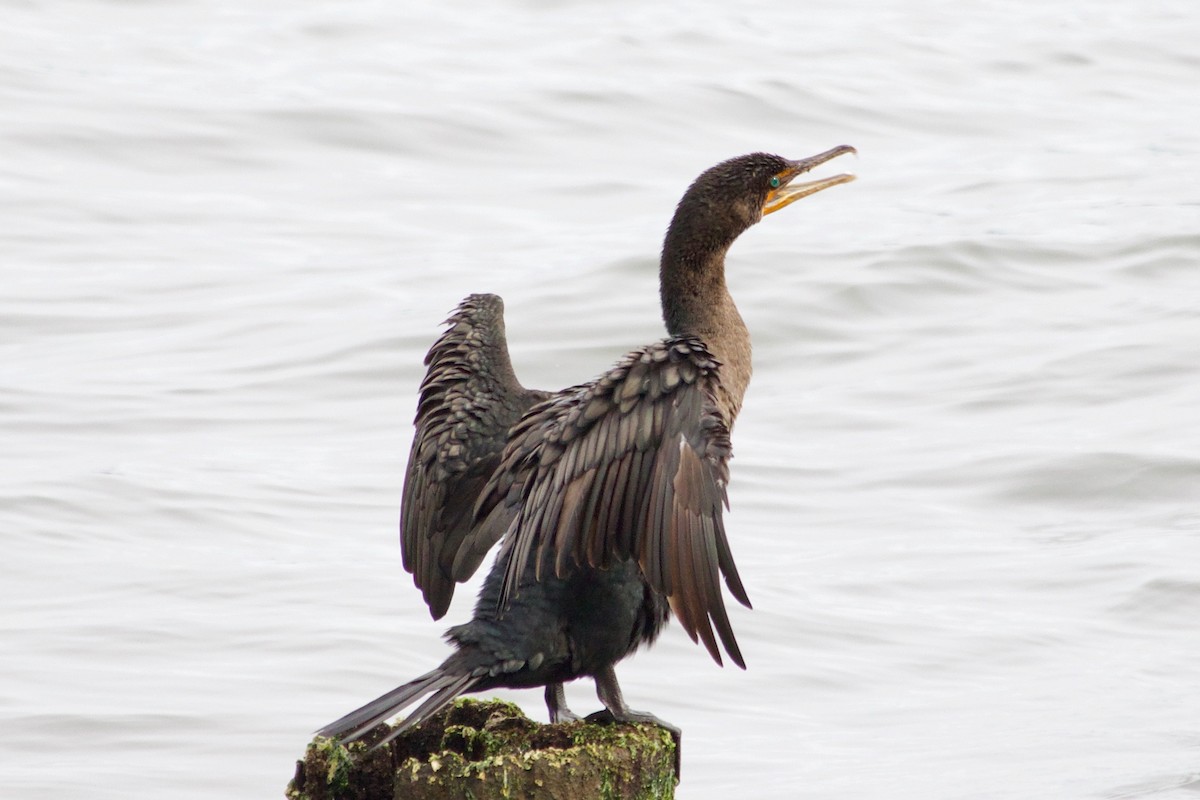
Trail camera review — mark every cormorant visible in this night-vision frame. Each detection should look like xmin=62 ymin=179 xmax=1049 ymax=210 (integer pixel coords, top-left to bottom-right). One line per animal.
xmin=318 ymin=146 xmax=856 ymax=751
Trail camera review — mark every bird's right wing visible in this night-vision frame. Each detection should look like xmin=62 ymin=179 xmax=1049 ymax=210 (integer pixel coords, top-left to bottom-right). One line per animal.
xmin=473 ymin=336 xmax=752 ymax=668
xmin=401 ymin=294 xmax=546 ymax=620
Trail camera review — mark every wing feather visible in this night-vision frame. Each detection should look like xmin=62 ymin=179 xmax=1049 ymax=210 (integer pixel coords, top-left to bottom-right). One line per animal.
xmin=474 ymin=335 xmax=751 ymax=667
xmin=399 ymin=294 xmax=547 ymax=619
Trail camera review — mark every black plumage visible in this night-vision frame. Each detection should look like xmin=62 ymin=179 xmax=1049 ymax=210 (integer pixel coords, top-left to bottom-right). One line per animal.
xmin=319 ymin=147 xmax=856 ymax=750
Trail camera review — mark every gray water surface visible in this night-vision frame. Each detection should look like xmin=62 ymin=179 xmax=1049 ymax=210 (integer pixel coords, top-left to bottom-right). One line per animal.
xmin=3 ymin=1 xmax=1199 ymax=798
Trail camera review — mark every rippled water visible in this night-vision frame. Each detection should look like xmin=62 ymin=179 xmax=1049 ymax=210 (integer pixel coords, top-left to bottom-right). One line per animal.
xmin=3 ymin=1 xmax=1199 ymax=798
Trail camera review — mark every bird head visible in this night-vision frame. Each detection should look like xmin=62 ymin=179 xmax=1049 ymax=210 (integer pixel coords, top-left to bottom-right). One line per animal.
xmin=666 ymin=146 xmax=857 ymax=260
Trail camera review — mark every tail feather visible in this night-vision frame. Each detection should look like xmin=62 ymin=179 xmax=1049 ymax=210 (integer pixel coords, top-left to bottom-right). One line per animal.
xmin=317 ymin=667 xmax=480 ymax=744
xmin=374 ymin=672 xmax=479 ymax=748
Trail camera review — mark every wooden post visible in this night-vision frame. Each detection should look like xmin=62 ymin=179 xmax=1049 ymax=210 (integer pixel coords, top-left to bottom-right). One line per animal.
xmin=288 ymin=698 xmax=677 ymax=800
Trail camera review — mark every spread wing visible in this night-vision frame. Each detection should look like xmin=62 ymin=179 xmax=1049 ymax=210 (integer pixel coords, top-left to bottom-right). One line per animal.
xmin=400 ymin=294 xmax=547 ymax=620
xmin=474 ymin=336 xmax=752 ymax=667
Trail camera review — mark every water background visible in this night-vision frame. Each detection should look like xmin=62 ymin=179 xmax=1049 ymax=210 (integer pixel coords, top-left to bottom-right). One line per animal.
xmin=2 ymin=1 xmax=1199 ymax=797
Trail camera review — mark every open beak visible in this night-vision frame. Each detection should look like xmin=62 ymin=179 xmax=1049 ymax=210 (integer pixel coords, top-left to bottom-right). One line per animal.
xmin=763 ymin=145 xmax=857 ymax=215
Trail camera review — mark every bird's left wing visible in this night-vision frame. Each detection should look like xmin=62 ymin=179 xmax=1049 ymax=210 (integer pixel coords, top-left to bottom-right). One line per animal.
xmin=401 ymin=294 xmax=547 ymax=620
xmin=473 ymin=335 xmax=752 ymax=667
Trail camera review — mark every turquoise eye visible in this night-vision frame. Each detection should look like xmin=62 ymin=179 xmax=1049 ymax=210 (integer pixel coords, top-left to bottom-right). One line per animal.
xmin=769 ymin=176 xmax=781 ymax=188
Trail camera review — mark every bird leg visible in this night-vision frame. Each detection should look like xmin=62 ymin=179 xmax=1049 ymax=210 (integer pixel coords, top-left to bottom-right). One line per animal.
xmin=545 ymin=682 xmax=580 ymax=723
xmin=586 ymin=665 xmax=682 ymax=778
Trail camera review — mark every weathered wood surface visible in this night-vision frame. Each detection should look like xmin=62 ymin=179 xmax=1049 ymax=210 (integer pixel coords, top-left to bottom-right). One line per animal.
xmin=288 ymin=699 xmax=677 ymax=800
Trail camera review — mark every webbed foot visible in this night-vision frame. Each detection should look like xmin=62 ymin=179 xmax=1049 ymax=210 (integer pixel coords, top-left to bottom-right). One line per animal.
xmin=545 ymin=682 xmax=581 ymax=723
xmin=591 ymin=666 xmax=683 ymax=779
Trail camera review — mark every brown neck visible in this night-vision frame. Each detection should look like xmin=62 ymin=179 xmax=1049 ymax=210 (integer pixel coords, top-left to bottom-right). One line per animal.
xmin=660 ymin=247 xmax=753 ymax=426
